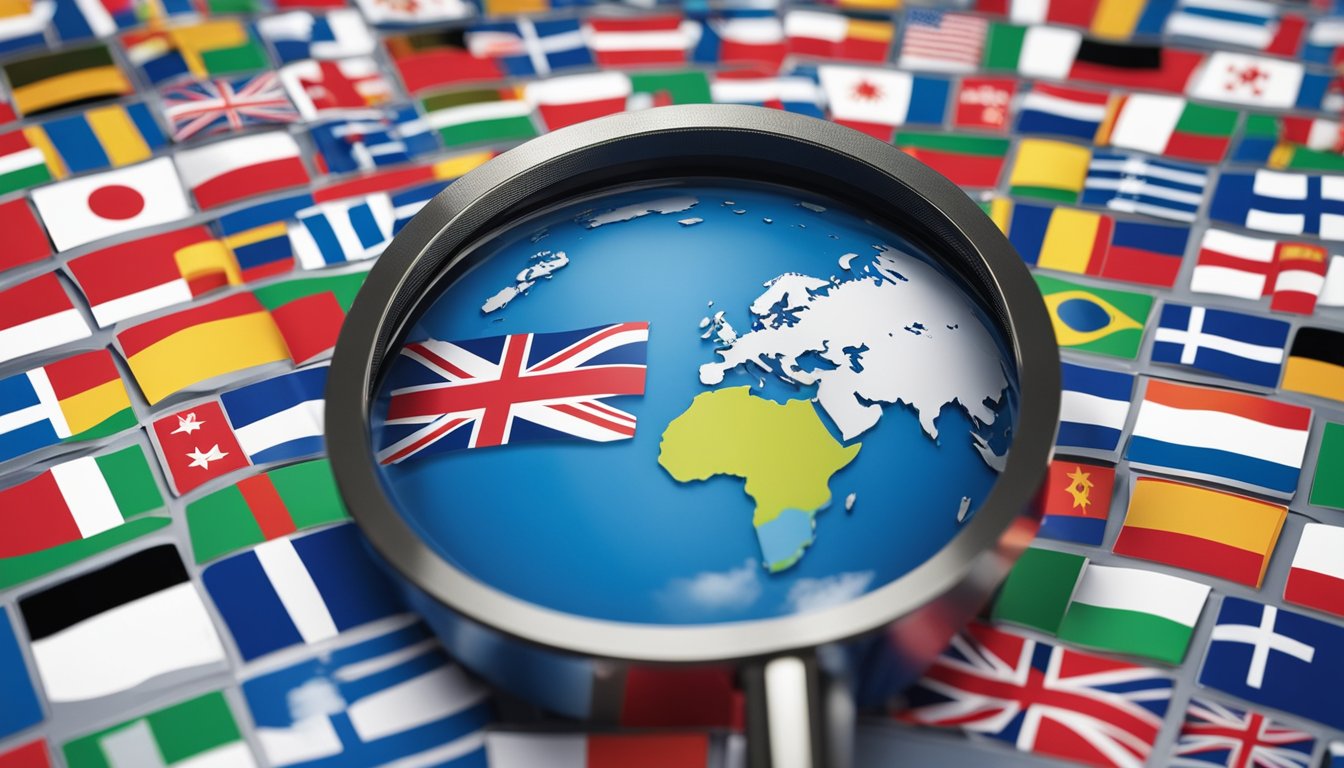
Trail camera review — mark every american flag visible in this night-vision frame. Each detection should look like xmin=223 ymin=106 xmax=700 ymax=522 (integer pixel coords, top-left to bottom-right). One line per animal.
xmin=899 ymin=9 xmax=988 ymax=73
xmin=378 ymin=322 xmax=649 ymax=464
xmin=899 ymin=623 xmax=1174 ymax=768
xmin=1172 ymin=698 xmax=1315 ymax=768
xmin=160 ymin=73 xmax=299 ymax=142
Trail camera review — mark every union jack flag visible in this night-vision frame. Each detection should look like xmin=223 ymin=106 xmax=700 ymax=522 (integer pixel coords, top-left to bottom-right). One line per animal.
xmin=378 ymin=322 xmax=649 ymax=464
xmin=1172 ymin=698 xmax=1314 ymax=768
xmin=898 ymin=623 xmax=1174 ymax=768
xmin=161 ymin=73 xmax=299 ymax=142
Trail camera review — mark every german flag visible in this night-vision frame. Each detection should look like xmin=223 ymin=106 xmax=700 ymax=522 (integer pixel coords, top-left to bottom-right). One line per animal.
xmin=1283 ymin=326 xmax=1344 ymax=402
xmin=4 ymin=44 xmax=132 ymax=116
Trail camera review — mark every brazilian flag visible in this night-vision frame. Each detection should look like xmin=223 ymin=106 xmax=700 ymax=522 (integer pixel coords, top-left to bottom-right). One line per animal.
xmin=1035 ymin=274 xmax=1153 ymax=359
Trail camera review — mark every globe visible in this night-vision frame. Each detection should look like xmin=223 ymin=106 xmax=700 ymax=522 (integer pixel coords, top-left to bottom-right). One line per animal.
xmin=369 ymin=179 xmax=1018 ymax=626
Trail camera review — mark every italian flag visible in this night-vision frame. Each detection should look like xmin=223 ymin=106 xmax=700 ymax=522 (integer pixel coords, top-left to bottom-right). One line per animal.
xmin=185 ymin=459 xmax=348 ymax=564
xmin=1056 ymin=564 xmax=1210 ymax=665
xmin=0 ymin=445 xmax=167 ymax=588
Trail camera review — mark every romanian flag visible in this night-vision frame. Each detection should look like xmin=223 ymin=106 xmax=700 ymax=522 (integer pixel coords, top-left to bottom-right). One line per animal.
xmin=1114 ymin=476 xmax=1287 ymax=588
xmin=893 ymin=131 xmax=1008 ymax=188
xmin=4 ymin=43 xmax=133 ymax=116
xmin=990 ymin=200 xmax=1110 ymax=276
xmin=1036 ymin=459 xmax=1115 ymax=546
xmin=115 ymin=293 xmax=290 ymax=404
xmin=0 ymin=349 xmax=136 ymax=464
xmin=1283 ymin=327 xmax=1344 ymax=402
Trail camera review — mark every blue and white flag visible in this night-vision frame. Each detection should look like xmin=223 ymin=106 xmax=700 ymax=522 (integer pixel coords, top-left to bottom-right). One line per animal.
xmin=1164 ymin=0 xmax=1283 ymax=50
xmin=220 ymin=364 xmax=327 ymax=465
xmin=1058 ymin=362 xmax=1135 ymax=457
xmin=310 ymin=106 xmax=436 ymax=175
xmin=1151 ymin=303 xmax=1289 ymax=388
xmin=1208 ymin=169 xmax=1344 ymax=240
xmin=0 ymin=610 xmax=41 ymax=739
xmin=244 ymin=620 xmax=491 ymax=768
xmin=391 ymin=181 xmax=451 ymax=234
xmin=203 ymin=523 xmax=406 ymax=661
xmin=1081 ymin=152 xmax=1208 ymax=223
xmin=1329 ymin=742 xmax=1344 ymax=768
xmin=289 ymin=196 xmax=396 ymax=269
xmin=466 ymin=18 xmax=592 ymax=77
xmin=1199 ymin=597 xmax=1344 ymax=730
xmin=256 ymin=9 xmax=375 ymax=64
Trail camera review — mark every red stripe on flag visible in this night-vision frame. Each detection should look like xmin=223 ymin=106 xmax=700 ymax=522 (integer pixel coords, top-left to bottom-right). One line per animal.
xmin=192 ymin=156 xmax=310 ymax=210
xmin=1197 ymin=247 xmax=1275 ymax=277
xmin=903 ymin=148 xmax=1004 ymax=188
xmin=394 ymin=51 xmax=503 ymax=95
xmin=314 ymin=165 xmax=437 ymax=203
xmin=1113 ymin=526 xmax=1267 ymax=587
xmin=0 ymin=273 xmax=74 ymax=331
xmin=621 ymin=666 xmax=740 ymax=728
xmin=1265 ymin=14 xmax=1307 ymax=57
xmin=0 ymin=472 xmax=79 ymax=558
xmin=1164 ymin=131 xmax=1229 ymax=163
xmin=588 ymin=734 xmax=710 ymax=768
xmin=594 ymin=50 xmax=686 ymax=67
xmin=1100 ymin=245 xmax=1182 ymax=288
xmin=719 ymin=40 xmax=787 ymax=68
xmin=1068 ymin=49 xmax=1203 ymax=92
xmin=67 ymin=226 xmax=215 ymax=306
xmin=270 ymin=292 xmax=344 ymax=364
xmin=1141 ymin=379 xmax=1311 ymax=430
xmin=1270 ymin=290 xmax=1317 ymax=315
xmin=834 ymin=118 xmax=895 ymax=141
xmin=1284 ymin=566 xmax=1344 ymax=617
xmin=0 ymin=198 xmax=51 ymax=273
xmin=1047 ymin=0 xmax=1100 ymax=28
xmin=587 ymin=16 xmax=683 ymax=32
xmin=116 ymin=293 xmax=268 ymax=358
xmin=43 ymin=349 xmax=119 ymax=401
xmin=1031 ymin=82 xmax=1112 ymax=106
xmin=1085 ymin=214 xmax=1113 ymax=277
xmin=236 ymin=474 xmax=297 ymax=540
xmin=0 ymin=129 xmax=30 ymax=155
xmin=537 ymin=97 xmax=628 ymax=131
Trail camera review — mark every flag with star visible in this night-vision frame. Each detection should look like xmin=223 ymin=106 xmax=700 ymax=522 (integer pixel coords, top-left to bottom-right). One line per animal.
xmin=1037 ymin=459 xmax=1114 ymax=546
xmin=150 ymin=400 xmax=250 ymax=496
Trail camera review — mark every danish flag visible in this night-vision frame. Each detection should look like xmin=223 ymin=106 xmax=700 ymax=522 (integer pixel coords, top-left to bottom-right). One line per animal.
xmin=378 ymin=322 xmax=649 ymax=464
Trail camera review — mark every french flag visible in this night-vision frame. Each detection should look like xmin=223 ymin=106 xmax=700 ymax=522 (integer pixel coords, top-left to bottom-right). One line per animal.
xmin=1125 ymin=379 xmax=1311 ymax=499
xmin=1285 ymin=523 xmax=1344 ymax=618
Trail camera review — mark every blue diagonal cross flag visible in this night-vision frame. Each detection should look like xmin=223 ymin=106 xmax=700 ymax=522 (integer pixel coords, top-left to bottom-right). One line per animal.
xmin=1198 ymin=597 xmax=1344 ymax=730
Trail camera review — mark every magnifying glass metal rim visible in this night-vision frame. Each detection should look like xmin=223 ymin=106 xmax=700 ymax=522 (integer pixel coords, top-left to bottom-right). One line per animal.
xmin=327 ymin=104 xmax=1059 ymax=664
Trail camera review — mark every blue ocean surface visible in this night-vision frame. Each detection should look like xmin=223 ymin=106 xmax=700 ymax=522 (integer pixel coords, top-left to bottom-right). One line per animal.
xmin=372 ymin=181 xmax=1017 ymax=625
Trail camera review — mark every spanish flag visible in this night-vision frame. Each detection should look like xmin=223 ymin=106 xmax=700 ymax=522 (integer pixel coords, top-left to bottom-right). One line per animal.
xmin=1283 ymin=327 xmax=1344 ymax=402
xmin=116 ymin=293 xmax=289 ymax=404
xmin=1114 ymin=477 xmax=1287 ymax=588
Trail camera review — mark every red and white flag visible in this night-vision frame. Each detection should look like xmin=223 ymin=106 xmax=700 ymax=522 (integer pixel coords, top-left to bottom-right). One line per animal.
xmin=280 ymin=57 xmax=393 ymax=119
xmin=583 ymin=15 xmax=700 ymax=68
xmin=784 ymin=10 xmax=893 ymax=63
xmin=150 ymin=400 xmax=250 ymax=495
xmin=0 ymin=273 xmax=92 ymax=365
xmin=1284 ymin=523 xmax=1344 ymax=617
xmin=174 ymin=131 xmax=311 ymax=210
xmin=711 ymin=17 xmax=787 ymax=69
xmin=30 ymin=158 xmax=193 ymax=252
xmin=1190 ymin=228 xmax=1329 ymax=314
xmin=526 ymin=72 xmax=632 ymax=131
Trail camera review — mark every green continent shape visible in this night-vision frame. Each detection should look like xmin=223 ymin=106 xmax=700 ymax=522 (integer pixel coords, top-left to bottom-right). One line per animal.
xmin=657 ymin=386 xmax=860 ymax=530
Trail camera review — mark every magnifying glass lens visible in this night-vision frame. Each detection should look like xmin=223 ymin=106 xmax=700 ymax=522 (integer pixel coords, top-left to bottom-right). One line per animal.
xmin=369 ymin=178 xmax=1019 ymax=627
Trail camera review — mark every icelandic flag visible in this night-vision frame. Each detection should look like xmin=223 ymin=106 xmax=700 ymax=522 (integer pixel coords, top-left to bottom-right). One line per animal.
xmin=1199 ymin=597 xmax=1344 ymax=731
xmin=203 ymin=523 xmax=405 ymax=661
xmin=1057 ymin=362 xmax=1135 ymax=457
xmin=466 ymin=18 xmax=592 ymax=77
xmin=243 ymin=621 xmax=492 ymax=767
xmin=1151 ymin=303 xmax=1289 ymax=388
xmin=1125 ymin=379 xmax=1310 ymax=498
xmin=219 ymin=364 xmax=327 ymax=465
xmin=288 ymin=196 xmax=395 ymax=269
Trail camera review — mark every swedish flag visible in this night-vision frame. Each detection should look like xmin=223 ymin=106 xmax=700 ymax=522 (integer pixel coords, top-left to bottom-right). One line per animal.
xmin=1035 ymin=273 xmax=1153 ymax=359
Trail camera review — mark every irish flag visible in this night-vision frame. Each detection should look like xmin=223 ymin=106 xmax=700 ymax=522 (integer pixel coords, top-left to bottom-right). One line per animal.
xmin=1056 ymin=563 xmax=1210 ymax=665
xmin=1284 ymin=523 xmax=1344 ymax=617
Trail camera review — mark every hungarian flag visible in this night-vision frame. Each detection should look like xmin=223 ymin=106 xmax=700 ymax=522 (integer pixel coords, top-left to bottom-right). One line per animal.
xmin=185 ymin=459 xmax=347 ymax=564
xmin=63 ymin=691 xmax=253 ymax=768
xmin=252 ymin=270 xmax=366 ymax=364
xmin=0 ymin=445 xmax=167 ymax=589
xmin=0 ymin=129 xmax=49 ymax=194
xmin=0 ymin=348 xmax=136 ymax=465
xmin=67 ymin=226 xmax=241 ymax=328
xmin=894 ymin=131 xmax=1008 ymax=188
xmin=0 ymin=273 xmax=91 ymax=365
xmin=151 ymin=400 xmax=250 ymax=495
xmin=116 ymin=292 xmax=291 ymax=404
xmin=526 ymin=72 xmax=632 ymax=131
xmin=0 ymin=198 xmax=50 ymax=273
xmin=18 ymin=546 xmax=226 ymax=703
xmin=174 ymin=131 xmax=310 ymax=210
xmin=29 ymin=157 xmax=194 ymax=252
xmin=1100 ymin=93 xmax=1237 ymax=163
xmin=584 ymin=15 xmax=699 ymax=67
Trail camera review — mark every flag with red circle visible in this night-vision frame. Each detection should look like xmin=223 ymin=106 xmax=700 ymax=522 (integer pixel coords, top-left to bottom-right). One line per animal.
xmin=29 ymin=157 xmax=194 ymax=252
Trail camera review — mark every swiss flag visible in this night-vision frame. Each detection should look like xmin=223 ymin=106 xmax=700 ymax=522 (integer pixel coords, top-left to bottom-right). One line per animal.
xmin=151 ymin=401 xmax=249 ymax=496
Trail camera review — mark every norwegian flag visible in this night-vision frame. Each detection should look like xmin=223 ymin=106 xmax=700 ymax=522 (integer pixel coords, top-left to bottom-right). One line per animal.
xmin=160 ymin=73 xmax=299 ymax=142
xmin=1172 ymin=698 xmax=1314 ymax=768
xmin=899 ymin=622 xmax=1174 ymax=768
xmin=378 ymin=322 xmax=649 ymax=464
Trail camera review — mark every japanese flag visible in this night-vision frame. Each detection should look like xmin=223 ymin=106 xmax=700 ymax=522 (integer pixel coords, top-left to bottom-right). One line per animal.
xmin=31 ymin=158 xmax=194 ymax=252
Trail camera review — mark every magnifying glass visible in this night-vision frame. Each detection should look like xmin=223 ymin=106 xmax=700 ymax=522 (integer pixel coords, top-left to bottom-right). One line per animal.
xmin=327 ymin=105 xmax=1059 ymax=768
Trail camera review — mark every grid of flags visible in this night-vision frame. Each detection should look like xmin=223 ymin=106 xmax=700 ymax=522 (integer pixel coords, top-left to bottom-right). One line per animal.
xmin=0 ymin=0 xmax=1342 ymax=766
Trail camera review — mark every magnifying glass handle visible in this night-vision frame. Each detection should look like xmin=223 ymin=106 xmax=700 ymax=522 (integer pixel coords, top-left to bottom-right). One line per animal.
xmin=743 ymin=651 xmax=855 ymax=768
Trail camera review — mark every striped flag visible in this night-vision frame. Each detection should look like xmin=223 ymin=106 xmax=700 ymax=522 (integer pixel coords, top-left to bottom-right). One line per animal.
xmin=1081 ymin=152 xmax=1208 ymax=222
xmin=710 ymin=71 xmax=825 ymax=118
xmin=583 ymin=15 xmax=699 ymax=67
xmin=991 ymin=547 xmax=1086 ymax=634
xmin=0 ymin=273 xmax=92 ymax=366
xmin=1284 ymin=326 xmax=1344 ymax=402
xmin=63 ymin=691 xmax=254 ymax=768
xmin=1284 ymin=523 xmax=1344 ymax=618
xmin=1151 ymin=303 xmax=1289 ymax=388
xmin=1165 ymin=0 xmax=1305 ymax=54
xmin=202 ymin=523 xmax=405 ymax=660
xmin=526 ymin=71 xmax=632 ymax=131
xmin=1125 ymin=379 xmax=1311 ymax=498
xmin=1014 ymin=82 xmax=1110 ymax=141
xmin=893 ymin=131 xmax=1008 ymax=188
xmin=244 ymin=621 xmax=490 ymax=766
xmin=214 ymin=192 xmax=314 ymax=282
xmin=1190 ymin=228 xmax=1331 ymax=314
xmin=1056 ymin=563 xmax=1210 ymax=665
xmin=288 ymin=194 xmax=395 ymax=268
xmin=783 ymin=10 xmax=892 ymax=63
xmin=174 ymin=131 xmax=310 ymax=210
xmin=0 ymin=129 xmax=51 ymax=194
xmin=1008 ymin=139 xmax=1092 ymax=202
xmin=0 ymin=445 xmax=166 ymax=589
xmin=0 ymin=348 xmax=136 ymax=465
xmin=1057 ymin=361 xmax=1134 ymax=457
xmin=488 ymin=733 xmax=721 ymax=767
xmin=186 ymin=459 xmax=347 ymax=564
xmin=898 ymin=9 xmax=987 ymax=72
xmin=1100 ymin=93 xmax=1237 ymax=164
xmin=218 ymin=364 xmax=327 ymax=465
xmin=252 ymin=270 xmax=366 ymax=364
xmin=422 ymin=87 xmax=537 ymax=149
xmin=23 ymin=101 xmax=166 ymax=178
xmin=1115 ymin=476 xmax=1287 ymax=588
